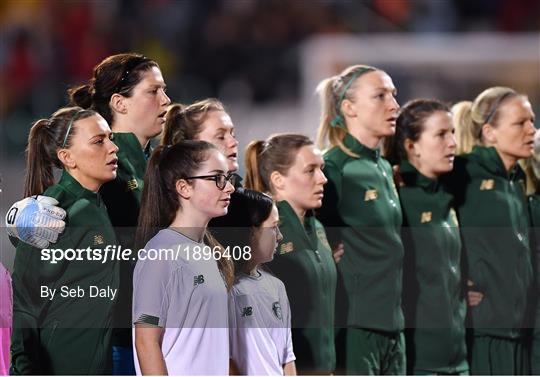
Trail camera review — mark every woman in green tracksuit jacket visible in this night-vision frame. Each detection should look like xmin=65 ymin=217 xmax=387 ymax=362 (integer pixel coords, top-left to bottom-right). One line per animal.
xmin=11 ymin=107 xmax=120 ymax=374
xmin=244 ymin=133 xmax=337 ymax=374
xmin=384 ymin=99 xmax=468 ymax=375
xmin=68 ymin=53 xmax=171 ymax=373
xmin=11 ymin=54 xmax=172 ymax=373
xmin=316 ymin=64 xmax=405 ymax=375
xmin=69 ymin=54 xmax=170 ymax=245
xmin=448 ymin=87 xmax=536 ymax=375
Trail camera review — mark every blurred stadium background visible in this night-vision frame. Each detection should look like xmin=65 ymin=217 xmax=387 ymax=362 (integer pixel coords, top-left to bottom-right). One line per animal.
xmin=1 ymin=0 xmax=539 ymax=269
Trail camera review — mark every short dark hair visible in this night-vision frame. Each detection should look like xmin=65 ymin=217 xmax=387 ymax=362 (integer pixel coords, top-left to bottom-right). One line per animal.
xmin=214 ymin=188 xmax=274 ymax=273
xmin=384 ymin=99 xmax=450 ymax=165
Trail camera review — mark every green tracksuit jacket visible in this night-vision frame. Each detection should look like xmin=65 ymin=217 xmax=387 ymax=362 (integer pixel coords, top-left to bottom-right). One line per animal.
xmin=11 ymin=171 xmax=119 ymax=374
xmin=399 ymin=160 xmax=468 ymax=374
xmin=268 ymin=200 xmax=337 ymax=374
xmin=100 ymin=132 xmax=147 ymax=246
xmin=445 ymin=146 xmax=533 ymax=339
xmin=318 ymin=133 xmax=404 ymax=332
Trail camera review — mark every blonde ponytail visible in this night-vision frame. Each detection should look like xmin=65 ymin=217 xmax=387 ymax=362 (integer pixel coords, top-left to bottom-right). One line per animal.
xmin=315 ymin=65 xmax=378 ymax=158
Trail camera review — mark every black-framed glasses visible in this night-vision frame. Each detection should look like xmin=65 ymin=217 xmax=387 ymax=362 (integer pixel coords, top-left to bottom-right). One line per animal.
xmin=185 ymin=173 xmax=239 ymax=190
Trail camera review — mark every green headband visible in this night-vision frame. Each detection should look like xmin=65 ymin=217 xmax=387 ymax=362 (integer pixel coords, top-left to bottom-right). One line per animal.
xmin=330 ymin=67 xmax=375 ymax=128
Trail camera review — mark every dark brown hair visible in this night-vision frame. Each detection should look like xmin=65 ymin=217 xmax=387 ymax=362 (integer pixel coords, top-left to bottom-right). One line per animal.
xmin=215 ymin=188 xmax=274 ymax=273
xmin=244 ymin=133 xmax=313 ymax=193
xmin=24 ymin=107 xmax=97 ymax=197
xmin=384 ymin=99 xmax=450 ymax=165
xmin=136 ymin=140 xmax=234 ymax=288
xmin=161 ymin=99 xmax=226 ymax=145
xmin=68 ymin=53 xmax=159 ymax=126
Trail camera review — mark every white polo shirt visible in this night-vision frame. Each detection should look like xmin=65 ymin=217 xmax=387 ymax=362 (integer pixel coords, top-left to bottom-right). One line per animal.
xmin=229 ymin=269 xmax=295 ymax=375
xmin=132 ymin=229 xmax=229 ymax=375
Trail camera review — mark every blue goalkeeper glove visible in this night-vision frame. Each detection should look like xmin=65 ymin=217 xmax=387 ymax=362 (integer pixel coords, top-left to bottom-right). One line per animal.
xmin=5 ymin=195 xmax=66 ymax=249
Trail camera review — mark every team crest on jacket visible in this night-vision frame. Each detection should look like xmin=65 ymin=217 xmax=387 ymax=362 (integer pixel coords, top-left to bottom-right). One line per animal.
xmin=316 ymin=229 xmax=331 ymax=250
xmin=280 ymin=242 xmax=293 ymax=254
xmin=479 ymin=179 xmax=495 ymax=191
xmin=93 ymin=234 xmax=105 ymax=245
xmin=272 ymin=302 xmax=282 ymax=320
xmin=420 ymin=211 xmax=432 ymax=223
xmin=364 ymin=189 xmax=378 ymax=201
xmin=126 ymin=178 xmax=139 ymax=191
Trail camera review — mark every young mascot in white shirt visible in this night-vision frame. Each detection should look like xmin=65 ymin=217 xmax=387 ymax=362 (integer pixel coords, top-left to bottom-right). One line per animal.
xmin=220 ymin=188 xmax=297 ymax=375
xmin=132 ymin=140 xmax=235 ymax=376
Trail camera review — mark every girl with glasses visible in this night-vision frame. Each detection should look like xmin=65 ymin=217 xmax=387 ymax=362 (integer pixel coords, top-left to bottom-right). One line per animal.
xmin=133 ymin=140 xmax=234 ymax=375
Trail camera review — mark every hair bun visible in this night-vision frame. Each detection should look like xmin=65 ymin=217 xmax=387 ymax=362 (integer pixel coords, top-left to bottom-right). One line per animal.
xmin=68 ymin=84 xmax=93 ymax=109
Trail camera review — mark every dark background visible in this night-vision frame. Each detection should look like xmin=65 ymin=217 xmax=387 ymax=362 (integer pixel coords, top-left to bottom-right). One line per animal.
xmin=1 ymin=0 xmax=539 ymax=269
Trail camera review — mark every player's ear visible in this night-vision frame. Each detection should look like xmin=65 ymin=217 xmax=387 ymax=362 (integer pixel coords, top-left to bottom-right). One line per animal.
xmin=482 ymin=123 xmax=497 ymax=144
xmin=270 ymin=170 xmax=285 ymax=191
xmin=176 ymin=178 xmax=192 ymax=199
xmin=110 ymin=93 xmax=128 ymax=115
xmin=58 ymin=148 xmax=76 ymax=169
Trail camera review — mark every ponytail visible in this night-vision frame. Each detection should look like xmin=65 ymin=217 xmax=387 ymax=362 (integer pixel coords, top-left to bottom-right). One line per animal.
xmin=25 ymin=119 xmax=58 ymax=197
xmin=68 ymin=84 xmax=93 ymax=110
xmin=204 ymin=231 xmax=234 ymax=290
xmin=315 ymin=76 xmax=338 ymax=151
xmin=243 ymin=134 xmax=313 ymax=195
xmin=452 ymin=87 xmax=519 ymax=151
xmin=161 ymin=99 xmax=226 ymax=146
xmin=244 ymin=140 xmax=267 ymax=192
xmin=315 ymin=65 xmax=378 ymax=157
xmin=161 ymin=103 xmax=188 ymax=145
xmin=135 ymin=145 xmax=175 ymax=250
xmin=315 ymin=75 xmax=352 ymax=157
xmin=24 ymin=107 xmax=96 ymax=197
xmin=452 ymin=101 xmax=476 ymax=155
